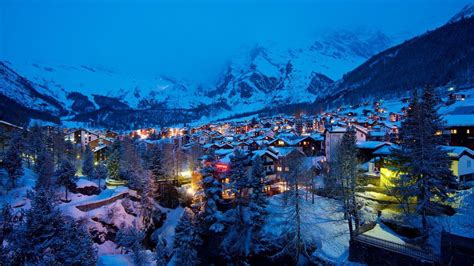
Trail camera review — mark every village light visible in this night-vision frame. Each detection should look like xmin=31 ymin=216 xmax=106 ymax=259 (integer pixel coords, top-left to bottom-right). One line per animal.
xmin=180 ymin=170 xmax=192 ymax=178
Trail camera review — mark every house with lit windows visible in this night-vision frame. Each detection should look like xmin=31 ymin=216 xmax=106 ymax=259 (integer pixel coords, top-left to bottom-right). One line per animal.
xmin=443 ymin=114 xmax=474 ymax=149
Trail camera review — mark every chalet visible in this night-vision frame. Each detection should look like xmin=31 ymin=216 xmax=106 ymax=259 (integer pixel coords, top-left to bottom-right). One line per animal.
xmin=443 ymin=114 xmax=474 ymax=149
xmin=449 ymin=93 xmax=466 ymax=101
xmin=65 ymin=129 xmax=99 ymax=149
xmin=294 ymin=135 xmax=323 ymax=156
xmin=389 ymin=112 xmax=404 ymax=122
xmin=368 ymin=130 xmax=387 ymax=141
xmin=324 ymin=126 xmax=346 ymax=162
xmin=356 ymin=141 xmax=391 ymax=164
xmin=441 ymin=146 xmax=474 ymax=183
xmin=251 ymin=149 xmax=279 ymax=178
xmin=273 ymin=147 xmax=306 ymax=179
xmin=352 ymin=124 xmax=369 ymax=142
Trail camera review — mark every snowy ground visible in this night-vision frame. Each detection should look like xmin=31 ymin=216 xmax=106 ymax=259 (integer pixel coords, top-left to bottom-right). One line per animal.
xmin=262 ymin=193 xmax=350 ymax=263
xmin=0 ymin=168 xmax=37 ymax=209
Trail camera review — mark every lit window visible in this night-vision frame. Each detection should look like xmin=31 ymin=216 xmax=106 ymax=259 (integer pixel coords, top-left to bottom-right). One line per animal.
xmin=435 ymin=130 xmax=442 ymax=136
xmin=451 ymin=129 xmax=458 ymax=134
xmin=467 ymin=129 xmax=471 ymax=134
xmin=277 ymin=166 xmax=282 ymax=172
xmin=278 ymin=140 xmax=284 ymax=145
xmin=285 ymin=167 xmax=289 ymax=171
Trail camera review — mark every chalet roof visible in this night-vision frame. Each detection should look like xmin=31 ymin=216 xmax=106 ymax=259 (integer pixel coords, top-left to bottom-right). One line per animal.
xmin=271 ymin=147 xmax=305 ymax=158
xmin=251 ymin=149 xmax=278 ymax=161
xmin=440 ymin=146 xmax=474 ymax=159
xmin=444 ymin=114 xmax=474 ymax=127
xmin=0 ymin=120 xmax=23 ymax=130
xmin=369 ymin=131 xmax=386 ymax=137
xmin=356 ymin=141 xmax=390 ymax=150
xmin=373 ymin=144 xmax=397 ymax=156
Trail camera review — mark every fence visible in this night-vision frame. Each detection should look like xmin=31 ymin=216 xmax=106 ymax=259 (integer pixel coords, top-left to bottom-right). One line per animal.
xmin=354 ymin=234 xmax=440 ymax=263
xmin=76 ymin=191 xmax=130 ymax=212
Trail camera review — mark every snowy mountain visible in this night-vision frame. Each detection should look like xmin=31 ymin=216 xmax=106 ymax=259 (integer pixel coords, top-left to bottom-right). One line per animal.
xmin=449 ymin=3 xmax=474 ymax=23
xmin=320 ymin=15 xmax=474 ymax=109
xmin=0 ymin=29 xmax=392 ymax=128
xmin=210 ymin=29 xmax=392 ymax=115
xmin=0 ymin=62 xmax=66 ymax=125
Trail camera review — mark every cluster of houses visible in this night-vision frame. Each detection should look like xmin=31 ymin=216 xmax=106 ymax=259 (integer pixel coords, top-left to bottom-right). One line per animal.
xmin=1 ymin=91 xmax=473 ymax=193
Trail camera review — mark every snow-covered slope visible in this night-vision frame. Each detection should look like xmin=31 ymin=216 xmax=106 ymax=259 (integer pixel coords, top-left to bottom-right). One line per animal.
xmin=1 ymin=60 xmax=212 ymax=111
xmin=1 ymin=29 xmax=391 ymax=128
xmin=0 ymin=62 xmax=64 ymax=116
xmin=449 ymin=3 xmax=474 ymax=23
xmin=214 ymin=29 xmax=392 ymax=115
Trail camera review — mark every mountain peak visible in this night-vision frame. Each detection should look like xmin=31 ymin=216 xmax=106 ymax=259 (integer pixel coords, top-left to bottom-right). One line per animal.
xmin=449 ymin=3 xmax=474 ymax=23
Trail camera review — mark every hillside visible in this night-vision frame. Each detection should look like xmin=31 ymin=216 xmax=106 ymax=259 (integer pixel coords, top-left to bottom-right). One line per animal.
xmin=320 ymin=16 xmax=474 ymax=108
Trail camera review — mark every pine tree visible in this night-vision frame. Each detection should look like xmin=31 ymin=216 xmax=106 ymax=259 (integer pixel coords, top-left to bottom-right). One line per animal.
xmin=53 ymin=217 xmax=97 ymax=265
xmin=9 ymin=190 xmax=97 ymax=265
xmin=82 ymin=146 xmax=95 ymax=179
xmin=155 ymin=235 xmax=169 ymax=266
xmin=116 ymin=227 xmax=149 ymax=266
xmin=35 ymin=148 xmax=55 ymax=189
xmin=228 ymin=149 xmax=249 ymax=202
xmin=95 ymin=162 xmax=108 ymax=189
xmin=148 ymin=144 xmax=166 ymax=181
xmin=221 ymin=155 xmax=268 ymax=261
xmin=107 ymin=140 xmax=122 ymax=180
xmin=55 ymin=158 xmax=78 ymax=201
xmin=174 ymin=208 xmax=201 ymax=266
xmin=10 ymin=190 xmax=65 ymax=264
xmin=4 ymin=133 xmax=23 ymax=188
xmin=391 ymin=87 xmax=456 ymax=234
xmin=247 ymin=156 xmax=268 ymax=249
xmin=198 ymin=156 xmax=224 ymax=233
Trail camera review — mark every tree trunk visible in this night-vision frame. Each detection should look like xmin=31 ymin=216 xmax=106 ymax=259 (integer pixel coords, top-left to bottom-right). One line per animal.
xmin=65 ymin=186 xmax=68 ymax=201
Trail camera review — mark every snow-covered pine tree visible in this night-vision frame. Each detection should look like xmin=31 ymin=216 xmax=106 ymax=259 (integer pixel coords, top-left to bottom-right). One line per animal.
xmin=391 ymin=87 xmax=456 ymax=234
xmin=82 ymin=145 xmax=95 ymax=179
xmin=4 ymin=132 xmax=23 ymax=188
xmin=53 ymin=217 xmax=97 ymax=265
xmin=115 ymin=227 xmax=150 ymax=265
xmin=147 ymin=144 xmax=166 ymax=195
xmin=221 ymin=155 xmax=269 ymax=261
xmin=107 ymin=140 xmax=122 ymax=180
xmin=121 ymin=137 xmax=147 ymax=191
xmin=155 ymin=235 xmax=169 ymax=266
xmin=247 ymin=156 xmax=268 ymax=250
xmin=0 ymin=204 xmax=13 ymax=262
xmin=35 ymin=148 xmax=55 ymax=189
xmin=26 ymin=125 xmax=45 ymax=167
xmin=9 ymin=190 xmax=65 ymax=264
xmin=95 ymin=162 xmax=108 ymax=189
xmin=198 ymin=155 xmax=224 ymax=233
xmin=228 ymin=148 xmax=249 ymax=202
xmin=55 ymin=158 xmax=78 ymax=201
xmin=174 ymin=207 xmax=201 ymax=266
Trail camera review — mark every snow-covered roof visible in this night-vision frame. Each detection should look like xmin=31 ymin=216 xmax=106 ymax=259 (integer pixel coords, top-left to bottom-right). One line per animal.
xmin=444 ymin=114 xmax=474 ymax=127
xmin=356 ymin=141 xmax=390 ymax=150
xmin=440 ymin=145 xmax=474 ymax=159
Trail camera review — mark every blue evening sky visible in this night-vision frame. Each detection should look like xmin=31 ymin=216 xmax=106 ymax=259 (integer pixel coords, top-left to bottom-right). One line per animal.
xmin=0 ymin=0 xmax=471 ymax=82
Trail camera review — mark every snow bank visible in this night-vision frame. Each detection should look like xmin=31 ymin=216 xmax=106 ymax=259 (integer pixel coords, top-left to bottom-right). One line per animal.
xmin=76 ymin=178 xmax=99 ymax=189
xmin=363 ymin=223 xmax=405 ymax=244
